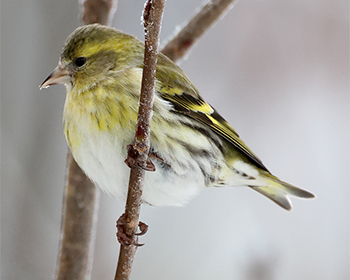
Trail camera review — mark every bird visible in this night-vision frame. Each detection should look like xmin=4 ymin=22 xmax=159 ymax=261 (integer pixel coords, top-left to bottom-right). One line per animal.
xmin=40 ymin=23 xmax=314 ymax=211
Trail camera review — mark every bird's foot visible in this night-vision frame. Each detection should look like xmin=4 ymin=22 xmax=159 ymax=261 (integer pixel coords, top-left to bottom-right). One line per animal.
xmin=116 ymin=213 xmax=149 ymax=246
xmin=124 ymin=144 xmax=156 ymax=171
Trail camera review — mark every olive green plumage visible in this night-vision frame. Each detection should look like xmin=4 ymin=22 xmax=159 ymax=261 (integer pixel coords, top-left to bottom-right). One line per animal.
xmin=41 ymin=24 xmax=314 ymax=210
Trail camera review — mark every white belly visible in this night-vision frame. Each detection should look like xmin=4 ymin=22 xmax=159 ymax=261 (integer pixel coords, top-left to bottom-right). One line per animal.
xmin=71 ymin=128 xmax=208 ymax=207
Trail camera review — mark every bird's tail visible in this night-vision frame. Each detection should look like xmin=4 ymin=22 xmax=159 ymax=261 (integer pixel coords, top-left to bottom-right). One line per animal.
xmin=249 ymin=172 xmax=315 ymax=211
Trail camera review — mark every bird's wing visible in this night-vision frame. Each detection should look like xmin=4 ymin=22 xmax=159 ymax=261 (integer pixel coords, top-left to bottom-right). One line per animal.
xmin=155 ymin=61 xmax=268 ymax=171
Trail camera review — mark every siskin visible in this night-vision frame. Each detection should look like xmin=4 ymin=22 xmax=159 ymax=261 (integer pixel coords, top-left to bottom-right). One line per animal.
xmin=41 ymin=24 xmax=314 ymax=210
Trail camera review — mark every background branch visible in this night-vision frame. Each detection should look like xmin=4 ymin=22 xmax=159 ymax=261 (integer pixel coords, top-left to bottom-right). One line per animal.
xmin=80 ymin=0 xmax=118 ymax=26
xmin=55 ymin=1 xmax=117 ymax=280
xmin=161 ymin=0 xmax=237 ymax=61
xmin=55 ymin=152 xmax=99 ymax=280
xmin=114 ymin=1 xmax=165 ymax=279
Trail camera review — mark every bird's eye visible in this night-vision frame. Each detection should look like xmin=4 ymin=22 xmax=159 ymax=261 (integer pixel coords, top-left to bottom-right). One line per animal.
xmin=74 ymin=57 xmax=87 ymax=67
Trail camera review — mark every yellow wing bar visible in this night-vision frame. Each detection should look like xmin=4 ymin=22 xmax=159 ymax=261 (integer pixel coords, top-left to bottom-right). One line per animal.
xmin=159 ymin=88 xmax=268 ymax=171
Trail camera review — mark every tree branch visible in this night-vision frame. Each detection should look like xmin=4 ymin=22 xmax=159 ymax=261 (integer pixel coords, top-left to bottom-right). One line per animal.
xmin=161 ymin=0 xmax=238 ymax=61
xmin=55 ymin=1 xmax=117 ymax=280
xmin=114 ymin=0 xmax=165 ymax=279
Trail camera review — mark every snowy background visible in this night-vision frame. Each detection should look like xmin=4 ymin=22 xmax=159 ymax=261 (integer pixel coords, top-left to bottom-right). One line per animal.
xmin=1 ymin=0 xmax=349 ymax=279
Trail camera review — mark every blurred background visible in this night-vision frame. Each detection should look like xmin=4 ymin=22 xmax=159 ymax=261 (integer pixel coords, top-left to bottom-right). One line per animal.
xmin=1 ymin=0 xmax=349 ymax=279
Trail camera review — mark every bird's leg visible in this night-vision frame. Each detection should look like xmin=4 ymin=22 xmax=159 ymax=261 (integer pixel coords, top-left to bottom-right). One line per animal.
xmin=148 ymin=152 xmax=171 ymax=168
xmin=116 ymin=213 xmax=149 ymax=246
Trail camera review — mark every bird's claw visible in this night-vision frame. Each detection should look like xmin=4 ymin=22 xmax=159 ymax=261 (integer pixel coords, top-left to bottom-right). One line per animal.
xmin=135 ymin=221 xmax=149 ymax=236
xmin=116 ymin=213 xmax=149 ymax=246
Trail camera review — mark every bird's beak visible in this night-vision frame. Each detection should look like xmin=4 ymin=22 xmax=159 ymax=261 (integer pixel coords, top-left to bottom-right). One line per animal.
xmin=40 ymin=65 xmax=71 ymax=89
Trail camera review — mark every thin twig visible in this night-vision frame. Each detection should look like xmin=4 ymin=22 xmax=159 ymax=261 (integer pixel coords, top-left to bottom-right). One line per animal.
xmin=161 ymin=0 xmax=238 ymax=61
xmin=55 ymin=1 xmax=117 ymax=280
xmin=114 ymin=1 xmax=165 ymax=279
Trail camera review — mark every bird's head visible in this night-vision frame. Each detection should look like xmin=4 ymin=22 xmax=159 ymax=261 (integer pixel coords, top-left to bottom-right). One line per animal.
xmin=40 ymin=24 xmax=144 ymax=92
